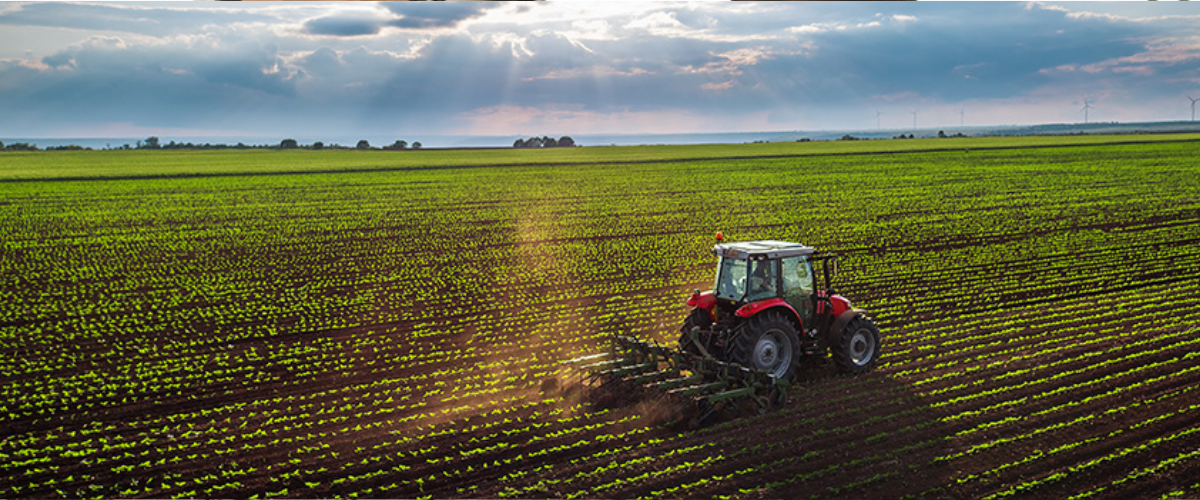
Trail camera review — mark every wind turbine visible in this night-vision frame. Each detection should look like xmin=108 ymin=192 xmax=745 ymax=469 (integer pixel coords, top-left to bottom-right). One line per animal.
xmin=1189 ymin=95 xmax=1198 ymax=122
xmin=911 ymin=110 xmax=918 ymax=129
xmin=959 ymin=107 xmax=965 ymax=127
xmin=874 ymin=107 xmax=882 ymax=129
xmin=1082 ymin=96 xmax=1093 ymax=124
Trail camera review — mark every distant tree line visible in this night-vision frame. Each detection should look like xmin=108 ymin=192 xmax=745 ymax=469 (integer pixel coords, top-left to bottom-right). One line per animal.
xmin=133 ymin=137 xmax=280 ymax=150
xmin=513 ymin=136 xmax=576 ymax=148
xmin=0 ymin=141 xmax=93 ymax=151
xmin=130 ymin=136 xmax=425 ymax=151
xmin=0 ymin=137 xmax=429 ymax=152
xmin=892 ymin=131 xmax=969 ymax=140
xmin=0 ymin=136 xmax=431 ymax=152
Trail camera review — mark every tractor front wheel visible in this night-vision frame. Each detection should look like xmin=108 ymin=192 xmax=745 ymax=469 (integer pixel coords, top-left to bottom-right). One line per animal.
xmin=678 ymin=307 xmax=713 ymax=356
xmin=730 ymin=311 xmax=799 ymax=381
xmin=831 ymin=314 xmax=881 ymax=373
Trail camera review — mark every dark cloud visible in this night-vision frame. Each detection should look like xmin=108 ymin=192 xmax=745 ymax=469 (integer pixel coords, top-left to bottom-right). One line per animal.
xmin=779 ymin=4 xmax=1159 ymax=103
xmin=0 ymin=29 xmax=301 ymax=136
xmin=381 ymin=2 xmax=497 ymax=29
xmin=299 ymin=47 xmax=343 ymax=77
xmin=544 ymin=2 xmax=1167 ymax=114
xmin=302 ymin=2 xmax=501 ymax=37
xmin=34 ymin=34 xmax=297 ymax=97
xmin=303 ymin=15 xmax=384 ymax=37
xmin=0 ymin=2 xmax=274 ymax=37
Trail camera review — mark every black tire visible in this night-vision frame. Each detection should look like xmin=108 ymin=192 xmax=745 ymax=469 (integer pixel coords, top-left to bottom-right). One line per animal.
xmin=678 ymin=308 xmax=713 ymax=355
xmin=831 ymin=314 xmax=881 ymax=373
xmin=729 ymin=311 xmax=799 ymax=381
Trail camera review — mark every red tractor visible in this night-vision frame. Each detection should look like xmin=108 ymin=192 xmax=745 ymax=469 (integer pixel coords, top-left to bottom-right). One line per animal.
xmin=581 ymin=234 xmax=881 ymax=419
xmin=678 ymin=234 xmax=881 ymax=381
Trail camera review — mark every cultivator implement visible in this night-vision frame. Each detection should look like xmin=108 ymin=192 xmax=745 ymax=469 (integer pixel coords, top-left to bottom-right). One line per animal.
xmin=571 ymin=333 xmax=788 ymax=424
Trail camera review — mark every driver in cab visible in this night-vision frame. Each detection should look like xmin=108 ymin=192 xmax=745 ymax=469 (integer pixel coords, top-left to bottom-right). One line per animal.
xmin=748 ymin=262 xmax=775 ymax=299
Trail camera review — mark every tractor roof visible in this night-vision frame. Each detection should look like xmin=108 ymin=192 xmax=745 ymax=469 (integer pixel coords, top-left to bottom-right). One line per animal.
xmin=711 ymin=240 xmax=816 ymax=260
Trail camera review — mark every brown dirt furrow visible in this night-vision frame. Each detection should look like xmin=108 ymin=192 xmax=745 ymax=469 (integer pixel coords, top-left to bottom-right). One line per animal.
xmin=935 ymin=355 xmax=1200 ymax=497
xmin=476 ymin=373 xmax=947 ymax=499
xmin=963 ymin=403 xmax=1200 ymax=500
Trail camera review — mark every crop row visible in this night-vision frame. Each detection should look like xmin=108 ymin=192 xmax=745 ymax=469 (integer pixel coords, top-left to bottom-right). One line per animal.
xmin=4 ymin=137 xmax=1200 ymax=498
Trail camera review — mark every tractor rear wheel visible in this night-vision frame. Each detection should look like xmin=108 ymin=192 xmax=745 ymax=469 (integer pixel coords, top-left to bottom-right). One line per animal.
xmin=831 ymin=314 xmax=881 ymax=373
xmin=678 ymin=308 xmax=713 ymax=356
xmin=730 ymin=311 xmax=799 ymax=381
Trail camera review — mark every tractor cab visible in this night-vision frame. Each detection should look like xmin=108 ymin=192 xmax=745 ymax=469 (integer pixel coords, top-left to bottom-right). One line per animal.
xmin=710 ymin=240 xmax=836 ymax=329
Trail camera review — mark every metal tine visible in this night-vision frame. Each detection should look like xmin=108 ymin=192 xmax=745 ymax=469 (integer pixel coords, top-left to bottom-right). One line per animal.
xmin=565 ymin=352 xmax=609 ymax=363
xmin=577 ymin=358 xmax=625 ymax=371
xmin=667 ymin=379 xmax=728 ymax=397
xmin=650 ymin=373 xmax=704 ymax=391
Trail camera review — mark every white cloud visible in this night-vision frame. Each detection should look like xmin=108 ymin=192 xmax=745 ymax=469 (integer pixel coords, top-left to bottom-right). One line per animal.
xmin=2 ymin=1 xmax=1197 ymax=137
xmin=565 ymin=19 xmax=617 ymax=42
xmin=788 ymin=24 xmax=829 ymax=35
xmin=1039 ymin=36 xmax=1200 ymax=78
xmin=625 ymin=11 xmax=689 ymax=37
xmin=788 ymin=19 xmax=887 ymax=35
xmin=522 ymin=66 xmax=651 ymax=83
xmin=701 ymin=80 xmax=736 ymax=92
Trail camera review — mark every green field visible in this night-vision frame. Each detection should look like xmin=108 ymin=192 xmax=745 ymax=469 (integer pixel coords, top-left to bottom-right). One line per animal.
xmin=3 ymin=132 xmax=1198 ymax=180
xmin=3 ymin=135 xmax=1200 ymax=499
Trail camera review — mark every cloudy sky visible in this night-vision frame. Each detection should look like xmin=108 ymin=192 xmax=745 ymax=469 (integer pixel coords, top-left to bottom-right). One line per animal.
xmin=2 ymin=1 xmax=1199 ymax=140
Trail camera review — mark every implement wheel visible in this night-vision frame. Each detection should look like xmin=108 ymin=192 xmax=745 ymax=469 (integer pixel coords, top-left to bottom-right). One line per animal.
xmin=831 ymin=314 xmax=881 ymax=373
xmin=730 ymin=311 xmax=799 ymax=381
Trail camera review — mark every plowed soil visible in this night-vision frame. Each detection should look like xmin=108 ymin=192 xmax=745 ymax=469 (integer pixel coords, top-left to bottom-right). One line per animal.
xmin=4 ymin=138 xmax=1200 ymax=499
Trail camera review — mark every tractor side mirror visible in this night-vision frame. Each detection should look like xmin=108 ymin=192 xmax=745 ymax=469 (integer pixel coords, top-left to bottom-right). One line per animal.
xmin=819 ymin=256 xmax=838 ymax=291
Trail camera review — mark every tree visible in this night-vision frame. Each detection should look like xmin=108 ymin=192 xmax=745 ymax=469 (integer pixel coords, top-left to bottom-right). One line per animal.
xmin=141 ymin=136 xmax=160 ymax=149
xmin=542 ymin=136 xmax=558 ymax=148
xmin=356 ymin=140 xmax=371 ymax=150
xmin=513 ymin=139 xmax=526 ymax=148
xmin=937 ymin=130 xmax=947 ymax=138
xmin=280 ymin=138 xmax=299 ymax=149
xmin=312 ymin=141 xmax=324 ymax=150
xmin=412 ymin=142 xmax=421 ymax=149
xmin=387 ymin=140 xmax=407 ymax=150
xmin=558 ymin=136 xmax=575 ymax=147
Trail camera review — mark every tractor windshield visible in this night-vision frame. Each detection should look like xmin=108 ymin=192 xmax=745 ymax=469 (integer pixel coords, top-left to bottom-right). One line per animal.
xmin=716 ymin=257 xmax=779 ymax=302
xmin=714 ymin=257 xmax=748 ymax=301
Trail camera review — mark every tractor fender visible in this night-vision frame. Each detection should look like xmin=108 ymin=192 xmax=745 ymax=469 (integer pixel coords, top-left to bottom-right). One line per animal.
xmin=731 ymin=300 xmax=805 ymax=336
xmin=686 ymin=290 xmax=717 ymax=314
xmin=826 ymin=308 xmax=867 ymax=344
